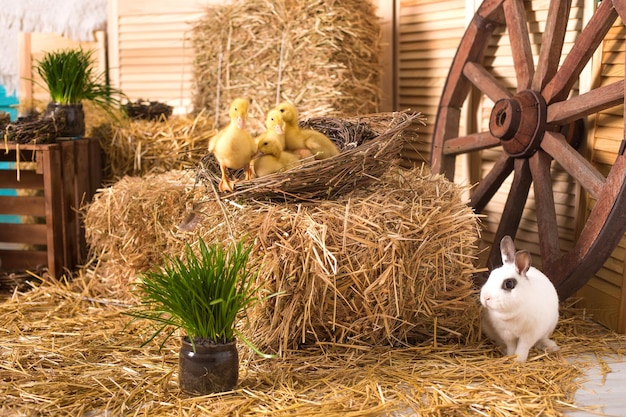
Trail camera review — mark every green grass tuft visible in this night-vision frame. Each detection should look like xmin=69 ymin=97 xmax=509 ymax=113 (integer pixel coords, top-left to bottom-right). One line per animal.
xmin=129 ymin=237 xmax=271 ymax=354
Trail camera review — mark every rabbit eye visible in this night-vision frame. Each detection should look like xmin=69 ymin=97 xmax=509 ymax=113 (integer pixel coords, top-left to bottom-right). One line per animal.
xmin=502 ymin=278 xmax=517 ymax=291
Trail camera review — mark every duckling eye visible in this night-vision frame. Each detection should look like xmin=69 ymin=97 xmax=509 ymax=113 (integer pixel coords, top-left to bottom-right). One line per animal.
xmin=502 ymin=278 xmax=517 ymax=291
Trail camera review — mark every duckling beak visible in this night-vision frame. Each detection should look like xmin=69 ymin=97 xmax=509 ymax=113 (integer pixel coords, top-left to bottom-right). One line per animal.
xmin=237 ymin=116 xmax=246 ymax=129
xmin=274 ymin=123 xmax=284 ymax=135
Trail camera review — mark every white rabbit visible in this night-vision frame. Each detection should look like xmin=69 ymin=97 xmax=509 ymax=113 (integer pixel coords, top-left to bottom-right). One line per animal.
xmin=480 ymin=235 xmax=559 ymax=362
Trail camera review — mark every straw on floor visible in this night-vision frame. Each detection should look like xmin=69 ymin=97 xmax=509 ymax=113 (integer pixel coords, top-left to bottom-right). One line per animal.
xmin=1 ymin=272 xmax=624 ymax=416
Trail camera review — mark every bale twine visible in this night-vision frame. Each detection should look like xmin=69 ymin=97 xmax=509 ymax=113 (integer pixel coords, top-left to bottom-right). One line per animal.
xmin=192 ymin=0 xmax=382 ymax=129
xmin=90 ymin=112 xmax=215 ymax=182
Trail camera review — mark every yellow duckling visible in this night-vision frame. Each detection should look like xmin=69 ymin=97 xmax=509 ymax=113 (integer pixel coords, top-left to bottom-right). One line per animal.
xmin=254 ymin=137 xmax=301 ymax=177
xmin=208 ymin=97 xmax=256 ymax=192
xmin=255 ymin=109 xmax=287 ymax=150
xmin=273 ymin=101 xmax=340 ymax=160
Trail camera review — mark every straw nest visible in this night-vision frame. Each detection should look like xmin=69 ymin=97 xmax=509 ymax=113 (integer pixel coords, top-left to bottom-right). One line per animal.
xmin=2 ymin=273 xmax=625 ymax=416
xmin=192 ymin=0 xmax=382 ymax=129
xmin=124 ymin=99 xmax=174 ymax=121
xmin=198 ymin=110 xmax=426 ymax=202
xmin=3 ymin=112 xmax=63 ymax=144
xmin=90 ymin=111 xmax=215 ymax=182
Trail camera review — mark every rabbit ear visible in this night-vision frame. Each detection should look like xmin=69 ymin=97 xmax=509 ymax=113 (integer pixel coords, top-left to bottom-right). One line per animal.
xmin=500 ymin=235 xmax=516 ymax=265
xmin=514 ymin=250 xmax=532 ymax=276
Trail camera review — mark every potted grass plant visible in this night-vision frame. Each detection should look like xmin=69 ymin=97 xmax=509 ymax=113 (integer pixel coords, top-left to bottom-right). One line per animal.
xmin=34 ymin=47 xmax=124 ymax=137
xmin=129 ymin=237 xmax=272 ymax=395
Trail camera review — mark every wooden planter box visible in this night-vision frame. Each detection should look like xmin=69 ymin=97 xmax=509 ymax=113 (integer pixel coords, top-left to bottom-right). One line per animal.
xmin=0 ymin=138 xmax=102 ymax=278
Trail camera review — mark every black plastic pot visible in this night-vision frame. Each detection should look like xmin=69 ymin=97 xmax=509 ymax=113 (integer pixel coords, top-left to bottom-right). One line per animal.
xmin=178 ymin=337 xmax=239 ymax=395
xmin=44 ymin=102 xmax=85 ymax=138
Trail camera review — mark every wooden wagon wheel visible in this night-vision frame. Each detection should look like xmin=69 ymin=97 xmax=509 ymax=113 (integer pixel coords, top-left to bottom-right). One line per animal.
xmin=431 ymin=0 xmax=626 ymax=300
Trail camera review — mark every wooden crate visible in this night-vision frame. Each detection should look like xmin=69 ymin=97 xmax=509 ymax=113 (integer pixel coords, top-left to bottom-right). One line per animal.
xmin=0 ymin=138 xmax=102 ymax=278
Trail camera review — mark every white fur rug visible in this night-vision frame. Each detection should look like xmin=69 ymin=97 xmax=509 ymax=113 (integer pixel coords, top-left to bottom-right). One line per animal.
xmin=0 ymin=0 xmax=107 ymax=95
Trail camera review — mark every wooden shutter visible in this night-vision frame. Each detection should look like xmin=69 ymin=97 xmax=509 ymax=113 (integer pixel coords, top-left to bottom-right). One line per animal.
xmin=397 ymin=0 xmax=467 ymax=165
xmin=576 ymin=16 xmax=626 ymax=333
xmin=107 ymin=0 xmax=208 ymax=114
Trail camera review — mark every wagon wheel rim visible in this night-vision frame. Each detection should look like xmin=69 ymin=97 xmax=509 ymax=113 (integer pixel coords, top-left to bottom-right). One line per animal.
xmin=431 ymin=0 xmax=626 ymax=300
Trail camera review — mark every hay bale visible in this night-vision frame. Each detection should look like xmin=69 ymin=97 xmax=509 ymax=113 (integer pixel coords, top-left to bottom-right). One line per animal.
xmin=90 ymin=112 xmax=215 ymax=182
xmin=84 ymin=165 xmax=481 ymax=352
xmin=245 ymin=167 xmax=482 ymax=353
xmin=83 ymin=170 xmax=200 ymax=284
xmin=192 ymin=0 xmax=382 ymax=128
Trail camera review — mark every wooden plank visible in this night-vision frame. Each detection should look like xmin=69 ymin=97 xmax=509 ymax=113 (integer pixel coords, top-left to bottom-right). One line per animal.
xmin=400 ymin=0 xmax=464 ymax=17
xmin=0 ymin=170 xmax=43 ymax=189
xmin=0 ymin=249 xmax=48 ymax=271
xmin=0 ymin=196 xmax=46 ymax=216
xmin=399 ymin=28 xmax=466 ymax=43
xmin=116 ymin=0 xmax=209 ymax=15
xmin=577 ymin=283 xmax=621 ymax=331
xmin=120 ymin=72 xmax=194 ymax=83
xmin=59 ymin=140 xmax=78 ymax=270
xmin=118 ymin=56 xmax=195 ymax=67
xmin=399 ymin=16 xmax=466 ymax=33
xmin=122 ymin=62 xmax=194 ymax=74
xmin=119 ymin=48 xmax=193 ymax=58
xmin=399 ymin=47 xmax=458 ymax=61
xmin=0 ymin=223 xmax=48 ymax=245
xmin=118 ymin=38 xmax=190 ymax=49
xmin=119 ymin=14 xmax=202 ymax=29
xmin=87 ymin=138 xmax=104 ymax=200
xmin=118 ymin=31 xmax=193 ymax=43
xmin=74 ymin=138 xmax=92 ymax=265
xmin=41 ymin=146 xmax=65 ymax=279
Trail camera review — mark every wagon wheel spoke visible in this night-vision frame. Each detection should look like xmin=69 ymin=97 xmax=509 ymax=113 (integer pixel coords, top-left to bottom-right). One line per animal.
xmin=531 ymin=0 xmax=571 ymax=91
xmin=469 ymin=153 xmax=513 ymax=212
xmin=463 ymin=62 xmax=513 ymax=102
xmin=542 ymin=0 xmax=618 ymax=104
xmin=547 ymin=80 xmax=625 ymax=125
xmin=502 ymin=0 xmax=534 ymax=90
xmin=485 ymin=158 xmax=532 ymax=271
xmin=541 ymin=131 xmax=605 ymax=199
xmin=442 ymin=131 xmax=501 ymax=156
xmin=529 ymin=150 xmax=560 ymax=262
xmin=431 ymin=0 xmax=626 ymax=299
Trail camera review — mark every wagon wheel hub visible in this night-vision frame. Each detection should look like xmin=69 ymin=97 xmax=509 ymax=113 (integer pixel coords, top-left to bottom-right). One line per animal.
xmin=489 ymin=90 xmax=547 ymax=158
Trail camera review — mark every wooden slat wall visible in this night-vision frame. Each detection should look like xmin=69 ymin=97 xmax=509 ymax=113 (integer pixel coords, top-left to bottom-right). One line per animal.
xmin=576 ymin=17 xmax=626 ymax=333
xmin=397 ymin=0 xmax=467 ymax=165
xmin=108 ymin=0 xmax=213 ymax=114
